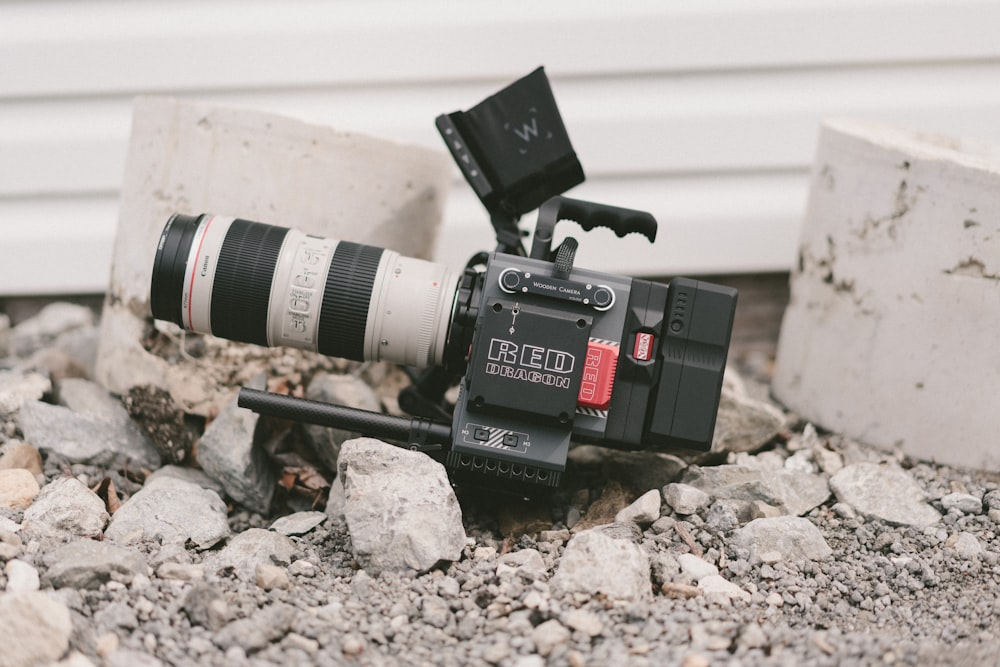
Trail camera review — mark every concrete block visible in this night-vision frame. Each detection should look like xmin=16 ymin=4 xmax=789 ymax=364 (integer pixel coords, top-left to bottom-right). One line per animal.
xmin=94 ymin=97 xmax=451 ymax=414
xmin=773 ymin=119 xmax=1000 ymax=471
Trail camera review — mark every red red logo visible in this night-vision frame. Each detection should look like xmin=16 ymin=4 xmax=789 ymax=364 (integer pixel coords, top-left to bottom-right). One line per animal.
xmin=633 ymin=332 xmax=654 ymax=361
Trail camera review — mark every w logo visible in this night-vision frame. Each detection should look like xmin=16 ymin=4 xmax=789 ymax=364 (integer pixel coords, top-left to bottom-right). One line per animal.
xmin=512 ymin=117 xmax=539 ymax=142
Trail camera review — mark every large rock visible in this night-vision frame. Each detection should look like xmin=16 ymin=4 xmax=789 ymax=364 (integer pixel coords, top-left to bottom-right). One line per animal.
xmin=773 ymin=119 xmax=1000 ymax=471
xmin=105 ymin=476 xmax=230 ymax=550
xmin=730 ymin=516 xmax=833 ymax=564
xmin=0 ymin=371 xmax=50 ymax=417
xmin=42 ymin=539 xmax=148 ymax=589
xmin=551 ymin=528 xmax=651 ymax=603
xmin=338 ymin=438 xmax=466 ymax=574
xmin=94 ymin=96 xmax=451 ymax=416
xmin=203 ymin=528 xmax=296 ymax=583
xmin=681 ymin=465 xmax=830 ymax=518
xmin=21 ymin=477 xmax=109 ymax=541
xmin=196 ymin=375 xmax=274 ymax=515
xmin=829 ymin=462 xmax=940 ymax=527
xmin=17 ymin=399 xmax=160 ymax=469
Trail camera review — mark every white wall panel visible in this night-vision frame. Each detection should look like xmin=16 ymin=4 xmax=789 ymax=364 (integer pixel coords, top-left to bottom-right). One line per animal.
xmin=2 ymin=0 xmax=999 ymax=294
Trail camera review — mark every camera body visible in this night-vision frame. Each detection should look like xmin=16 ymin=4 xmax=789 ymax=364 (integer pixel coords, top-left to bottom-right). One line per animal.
xmin=446 ymin=221 xmax=736 ymax=493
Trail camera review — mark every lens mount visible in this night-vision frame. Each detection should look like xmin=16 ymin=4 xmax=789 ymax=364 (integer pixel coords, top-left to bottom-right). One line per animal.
xmin=150 ymin=213 xmax=203 ymax=325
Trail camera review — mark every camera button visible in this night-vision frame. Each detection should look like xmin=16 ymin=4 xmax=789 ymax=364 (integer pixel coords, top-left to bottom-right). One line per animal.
xmin=474 ymin=427 xmax=491 ymax=442
xmin=592 ymin=285 xmax=615 ymax=310
xmin=499 ymin=268 xmax=521 ymax=292
xmin=502 ymin=433 xmax=520 ymax=447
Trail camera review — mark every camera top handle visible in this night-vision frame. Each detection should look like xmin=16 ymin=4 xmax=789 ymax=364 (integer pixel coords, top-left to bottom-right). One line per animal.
xmin=528 ymin=196 xmax=659 ymax=261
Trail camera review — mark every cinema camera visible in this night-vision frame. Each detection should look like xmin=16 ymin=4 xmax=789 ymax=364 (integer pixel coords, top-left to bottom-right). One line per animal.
xmin=150 ymin=68 xmax=738 ymax=495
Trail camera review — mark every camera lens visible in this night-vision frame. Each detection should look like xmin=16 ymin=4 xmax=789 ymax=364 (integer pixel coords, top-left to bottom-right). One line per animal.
xmin=151 ymin=214 xmax=460 ymax=368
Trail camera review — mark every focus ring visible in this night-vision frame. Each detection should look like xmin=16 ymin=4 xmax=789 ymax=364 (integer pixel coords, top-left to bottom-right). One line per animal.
xmin=317 ymin=242 xmax=383 ymax=360
xmin=211 ymin=219 xmax=288 ymax=346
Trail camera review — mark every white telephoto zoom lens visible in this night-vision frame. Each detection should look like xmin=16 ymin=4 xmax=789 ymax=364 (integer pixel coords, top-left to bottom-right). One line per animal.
xmin=151 ymin=214 xmax=459 ymax=368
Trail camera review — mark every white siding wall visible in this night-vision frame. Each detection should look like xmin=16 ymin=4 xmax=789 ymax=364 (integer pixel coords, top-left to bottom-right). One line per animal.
xmin=2 ymin=0 xmax=1000 ymax=295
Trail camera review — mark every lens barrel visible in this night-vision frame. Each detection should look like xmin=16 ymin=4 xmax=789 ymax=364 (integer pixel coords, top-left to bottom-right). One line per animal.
xmin=150 ymin=214 xmax=459 ymax=368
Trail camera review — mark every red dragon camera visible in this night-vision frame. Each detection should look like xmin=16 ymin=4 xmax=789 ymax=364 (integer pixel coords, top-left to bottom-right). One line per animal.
xmin=150 ymin=68 xmax=737 ymax=496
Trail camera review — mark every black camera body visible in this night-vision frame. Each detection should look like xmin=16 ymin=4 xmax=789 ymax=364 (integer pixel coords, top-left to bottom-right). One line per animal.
xmin=150 ymin=68 xmax=737 ymax=496
xmin=446 ymin=223 xmax=735 ymax=492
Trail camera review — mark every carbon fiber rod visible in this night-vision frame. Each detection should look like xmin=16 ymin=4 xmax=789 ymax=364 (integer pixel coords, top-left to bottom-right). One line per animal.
xmin=237 ymin=387 xmax=452 ymax=446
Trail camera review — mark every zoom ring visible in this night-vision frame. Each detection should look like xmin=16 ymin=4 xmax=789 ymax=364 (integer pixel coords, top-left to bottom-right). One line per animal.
xmin=317 ymin=242 xmax=383 ymax=360
xmin=211 ymin=219 xmax=288 ymax=346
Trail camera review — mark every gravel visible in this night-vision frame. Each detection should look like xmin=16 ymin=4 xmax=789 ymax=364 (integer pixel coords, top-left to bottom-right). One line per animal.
xmin=1 ymin=301 xmax=999 ymax=666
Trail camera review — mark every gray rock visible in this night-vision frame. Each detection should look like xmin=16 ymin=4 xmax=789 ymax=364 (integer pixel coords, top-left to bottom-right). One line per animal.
xmin=677 ymin=553 xmax=719 ymax=582
xmin=830 ymin=463 xmax=940 ymax=527
xmin=183 ymin=584 xmax=233 ymax=631
xmin=551 ymin=528 xmax=651 ymax=602
xmin=0 ymin=371 xmax=51 ymax=417
xmin=531 ymin=619 xmax=570 ymax=657
xmin=563 ymin=609 xmax=604 ymax=637
xmin=155 ymin=562 xmax=205 ymax=582
xmin=614 ymin=489 xmax=661 ymax=525
xmin=94 ymin=601 xmax=139 ymax=632
xmin=940 ymin=492 xmax=983 ymax=515
xmin=325 ymin=474 xmax=346 ymax=522
xmin=4 ymin=559 xmax=40 ymax=592
xmin=22 ymin=477 xmax=109 ymax=540
xmin=712 ymin=370 xmax=786 ymax=453
xmin=7 ymin=302 xmax=94 ymax=358
xmin=730 ymin=516 xmax=833 ymax=564
xmin=204 ymin=528 xmax=295 ymax=582
xmin=705 ymin=499 xmax=742 ymax=532
xmin=302 ymin=373 xmax=382 ymax=472
xmin=339 ymin=438 xmax=466 ymax=574
xmin=144 ymin=465 xmax=225 ymax=496
xmin=951 ymin=532 xmax=983 ymax=558
xmin=698 ymin=574 xmax=751 ymax=605
xmin=496 ymin=549 xmax=547 ymax=579
xmin=42 ymin=538 xmax=148 ymax=589
xmin=682 ymin=465 xmax=830 ymax=517
xmin=0 ymin=591 xmax=73 ymax=667
xmin=0 ymin=530 xmax=23 ymax=561
xmin=662 ymin=483 xmax=712 ymax=515
xmin=105 ymin=476 xmax=230 ymax=550
xmin=57 ymin=379 xmax=161 ymax=466
xmin=420 ymin=595 xmax=452 ymax=629
xmin=196 ymin=376 xmax=275 ymax=515
xmin=269 ymin=511 xmax=326 ymax=536
xmin=17 ymin=399 xmax=160 ymax=469
xmin=255 ymin=563 xmax=290 ymax=590
xmin=213 ymin=602 xmax=297 ymax=652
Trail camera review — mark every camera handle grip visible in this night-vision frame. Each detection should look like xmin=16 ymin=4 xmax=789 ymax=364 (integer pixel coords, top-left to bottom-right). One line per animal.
xmin=529 ymin=196 xmax=658 ymax=260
